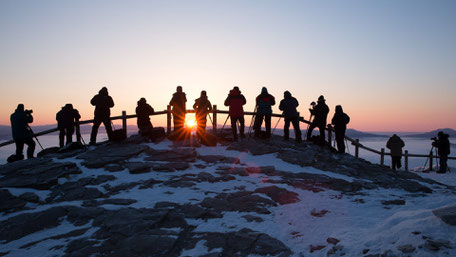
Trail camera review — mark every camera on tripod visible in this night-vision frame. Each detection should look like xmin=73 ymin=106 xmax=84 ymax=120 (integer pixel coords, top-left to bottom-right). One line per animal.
xmin=24 ymin=109 xmax=33 ymax=114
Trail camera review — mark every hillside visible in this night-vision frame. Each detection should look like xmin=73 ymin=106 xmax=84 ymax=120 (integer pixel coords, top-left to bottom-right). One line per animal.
xmin=405 ymin=128 xmax=456 ymax=138
xmin=0 ymin=134 xmax=455 ymax=256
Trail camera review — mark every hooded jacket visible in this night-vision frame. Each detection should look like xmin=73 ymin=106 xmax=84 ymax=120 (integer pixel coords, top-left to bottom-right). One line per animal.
xmin=169 ymin=91 xmax=187 ymax=114
xmin=279 ymin=91 xmax=299 ymax=119
xmin=224 ymin=88 xmax=246 ymax=118
xmin=90 ymin=88 xmax=114 ymax=118
xmin=56 ymin=104 xmax=81 ymax=129
xmin=310 ymin=100 xmax=329 ymax=126
xmin=136 ymin=100 xmax=155 ymax=129
xmin=434 ymin=133 xmax=451 ymax=156
xmin=10 ymin=106 xmax=33 ymax=140
xmin=193 ymin=95 xmax=212 ymax=120
xmin=331 ymin=105 xmax=350 ymax=130
xmin=256 ymin=87 xmax=275 ymax=115
xmin=386 ymin=134 xmax=405 ymax=157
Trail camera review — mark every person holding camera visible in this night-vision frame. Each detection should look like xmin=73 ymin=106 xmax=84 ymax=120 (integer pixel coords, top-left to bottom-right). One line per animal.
xmin=386 ymin=134 xmax=405 ymax=171
xmin=331 ymin=105 xmax=350 ymax=153
xmin=56 ymin=104 xmax=81 ymax=148
xmin=169 ymin=86 xmax=187 ymax=132
xmin=432 ymin=131 xmax=450 ymax=173
xmin=306 ymin=95 xmax=329 ymax=143
xmin=10 ymin=104 xmax=35 ymax=159
xmin=224 ymin=86 xmax=247 ymax=140
xmin=90 ymin=87 xmax=114 ymax=145
xmin=254 ymin=87 xmax=275 ymax=139
xmin=193 ymin=90 xmax=213 ymax=137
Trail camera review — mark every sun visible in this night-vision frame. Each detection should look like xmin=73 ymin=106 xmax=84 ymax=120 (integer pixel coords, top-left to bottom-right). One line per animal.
xmin=186 ymin=119 xmax=196 ymax=128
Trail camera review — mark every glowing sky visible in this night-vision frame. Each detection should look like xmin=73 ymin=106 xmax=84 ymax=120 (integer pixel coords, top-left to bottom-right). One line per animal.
xmin=1 ymin=0 xmax=455 ymax=131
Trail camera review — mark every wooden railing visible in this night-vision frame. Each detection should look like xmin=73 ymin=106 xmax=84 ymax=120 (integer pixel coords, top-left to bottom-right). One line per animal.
xmin=1 ymin=105 xmax=454 ymax=171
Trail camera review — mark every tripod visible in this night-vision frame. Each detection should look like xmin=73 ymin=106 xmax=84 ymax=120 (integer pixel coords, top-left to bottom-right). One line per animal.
xmin=422 ymin=146 xmax=435 ymax=172
xmin=248 ymin=105 xmax=258 ymax=137
xmin=27 ymin=126 xmax=44 ymax=150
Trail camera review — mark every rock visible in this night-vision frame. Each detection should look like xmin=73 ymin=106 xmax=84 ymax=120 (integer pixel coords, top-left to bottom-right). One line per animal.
xmin=311 ymin=209 xmax=329 ymax=217
xmin=397 ymin=244 xmax=415 ymax=253
xmin=326 ymin=237 xmax=340 ymax=245
xmin=197 ymin=172 xmax=216 ymax=182
xmin=0 ymin=158 xmax=81 ymax=190
xmin=77 ymin=144 xmax=149 ymax=168
xmin=0 ymin=189 xmax=27 ymax=213
xmin=104 ymin=163 xmax=124 ymax=172
xmin=18 ymin=192 xmax=40 ymax=203
xmin=433 ymin=205 xmax=456 ymax=225
xmin=242 ymin=214 xmax=264 ymax=222
xmin=255 ymin=186 xmax=299 ymax=205
xmin=37 ymin=147 xmax=60 ymax=157
xmin=82 ymin=198 xmax=137 ymax=207
xmin=381 ymin=200 xmax=405 ymax=206
xmin=327 ymin=245 xmax=344 ymax=256
xmin=200 ymin=191 xmax=276 ymax=214
xmin=0 ymin=206 xmax=68 ymax=242
xmin=423 ymin=239 xmax=452 ymax=251
xmin=199 ymin=155 xmax=240 ymax=164
xmin=310 ymin=244 xmax=326 ymax=252
xmin=144 ymin=148 xmax=197 ymax=162
xmin=125 ymin=162 xmax=153 ymax=174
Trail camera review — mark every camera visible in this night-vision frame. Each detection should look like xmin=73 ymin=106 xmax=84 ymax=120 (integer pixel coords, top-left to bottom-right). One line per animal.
xmin=310 ymin=101 xmax=316 ymax=106
xmin=24 ymin=109 xmax=33 ymax=114
xmin=430 ymin=137 xmax=437 ymax=141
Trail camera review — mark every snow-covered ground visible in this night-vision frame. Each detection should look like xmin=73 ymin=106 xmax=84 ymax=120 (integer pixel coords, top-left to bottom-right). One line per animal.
xmin=1 ymin=139 xmax=455 ymax=257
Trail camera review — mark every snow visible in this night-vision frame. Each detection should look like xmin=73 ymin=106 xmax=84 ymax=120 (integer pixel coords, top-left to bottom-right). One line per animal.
xmin=1 ymin=139 xmax=456 ymax=256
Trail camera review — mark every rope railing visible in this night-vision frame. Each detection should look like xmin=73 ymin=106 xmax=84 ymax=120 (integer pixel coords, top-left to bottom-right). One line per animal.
xmin=1 ymin=105 xmax=454 ymax=171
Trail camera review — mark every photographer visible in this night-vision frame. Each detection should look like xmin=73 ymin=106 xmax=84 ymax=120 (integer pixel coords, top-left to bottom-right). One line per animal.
xmin=90 ymin=87 xmax=114 ymax=145
xmin=432 ymin=131 xmax=450 ymax=173
xmin=56 ymin=104 xmax=81 ymax=147
xmin=306 ymin=95 xmax=329 ymax=144
xmin=10 ymin=104 xmax=35 ymax=160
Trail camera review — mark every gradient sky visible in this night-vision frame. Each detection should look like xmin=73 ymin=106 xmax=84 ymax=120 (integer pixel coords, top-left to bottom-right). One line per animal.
xmin=1 ymin=0 xmax=455 ymax=131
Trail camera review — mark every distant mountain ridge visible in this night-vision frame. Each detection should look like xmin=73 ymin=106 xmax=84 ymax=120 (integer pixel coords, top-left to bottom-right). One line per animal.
xmin=404 ymin=128 xmax=456 ymax=138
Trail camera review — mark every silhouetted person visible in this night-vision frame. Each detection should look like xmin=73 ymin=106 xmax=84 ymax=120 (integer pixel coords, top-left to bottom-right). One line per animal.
xmin=135 ymin=97 xmax=155 ymax=137
xmin=193 ymin=91 xmax=212 ymax=137
xmin=279 ymin=91 xmax=301 ymax=143
xmin=56 ymin=104 xmax=81 ymax=148
xmin=432 ymin=131 xmax=450 ymax=173
xmin=169 ymin=86 xmax=187 ymax=132
xmin=306 ymin=95 xmax=329 ymax=143
xmin=10 ymin=104 xmax=35 ymax=159
xmin=386 ymin=134 xmax=405 ymax=171
xmin=224 ymin=86 xmax=246 ymax=140
xmin=254 ymin=87 xmax=275 ymax=138
xmin=331 ymin=105 xmax=350 ymax=153
xmin=90 ymin=87 xmax=114 ymax=145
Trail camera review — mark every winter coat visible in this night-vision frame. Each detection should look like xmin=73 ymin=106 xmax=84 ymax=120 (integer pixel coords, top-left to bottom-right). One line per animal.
xmin=56 ymin=106 xmax=81 ymax=129
xmin=136 ymin=102 xmax=155 ymax=129
xmin=310 ymin=101 xmax=329 ymax=126
xmin=386 ymin=135 xmax=405 ymax=157
xmin=279 ymin=92 xmax=299 ymax=119
xmin=256 ymin=88 xmax=275 ymax=115
xmin=331 ymin=106 xmax=350 ymax=131
xmin=224 ymin=89 xmax=246 ymax=118
xmin=434 ymin=134 xmax=451 ymax=156
xmin=169 ymin=92 xmax=187 ymax=115
xmin=193 ymin=97 xmax=212 ymax=120
xmin=11 ymin=109 xmax=33 ymax=140
xmin=90 ymin=89 xmax=114 ymax=118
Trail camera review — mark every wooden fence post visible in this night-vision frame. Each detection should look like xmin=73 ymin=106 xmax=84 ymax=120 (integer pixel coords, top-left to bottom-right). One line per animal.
xmin=167 ymin=105 xmax=171 ymax=135
xmin=213 ymin=105 xmax=217 ymax=134
xmin=355 ymin=139 xmax=359 ymax=158
xmin=429 ymin=150 xmax=433 ymax=171
xmin=380 ymin=148 xmax=385 ymax=166
xmin=404 ymin=150 xmax=408 ymax=171
xmin=122 ymin=111 xmax=127 ymax=134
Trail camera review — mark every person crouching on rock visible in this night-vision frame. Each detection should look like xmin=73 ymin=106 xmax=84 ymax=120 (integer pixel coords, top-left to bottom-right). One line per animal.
xmin=193 ymin=90 xmax=212 ymax=138
xmin=90 ymin=86 xmax=114 ymax=145
xmin=254 ymin=87 xmax=275 ymax=139
xmin=331 ymin=105 xmax=350 ymax=153
xmin=10 ymin=104 xmax=36 ymax=160
xmin=279 ymin=91 xmax=301 ymax=143
xmin=56 ymin=104 xmax=81 ymax=148
xmin=224 ymin=86 xmax=247 ymax=140
xmin=386 ymin=134 xmax=405 ymax=171
xmin=136 ymin=97 xmax=155 ymax=139
xmin=306 ymin=95 xmax=329 ymax=144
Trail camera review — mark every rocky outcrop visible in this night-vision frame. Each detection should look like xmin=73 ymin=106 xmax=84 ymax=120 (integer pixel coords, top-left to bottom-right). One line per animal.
xmin=433 ymin=205 xmax=456 ymax=225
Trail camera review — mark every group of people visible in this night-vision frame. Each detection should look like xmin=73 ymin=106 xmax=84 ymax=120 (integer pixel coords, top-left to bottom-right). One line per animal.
xmin=8 ymin=86 xmax=451 ymax=173
xmin=386 ymin=132 xmax=451 ymax=173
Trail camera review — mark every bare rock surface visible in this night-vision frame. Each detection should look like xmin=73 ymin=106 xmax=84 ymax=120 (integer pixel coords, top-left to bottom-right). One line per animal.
xmin=433 ymin=205 xmax=456 ymax=225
